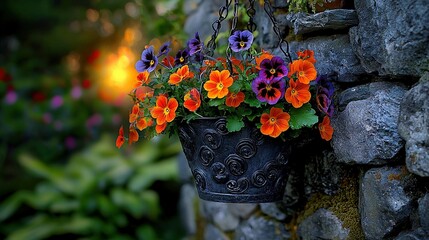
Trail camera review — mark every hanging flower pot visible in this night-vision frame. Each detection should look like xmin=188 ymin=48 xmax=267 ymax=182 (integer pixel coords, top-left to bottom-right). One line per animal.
xmin=115 ymin=0 xmax=335 ymax=203
xmin=178 ymin=117 xmax=291 ymax=203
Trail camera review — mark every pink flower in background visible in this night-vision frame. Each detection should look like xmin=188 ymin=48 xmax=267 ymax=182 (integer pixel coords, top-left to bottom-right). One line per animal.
xmin=71 ymin=86 xmax=82 ymax=99
xmin=5 ymin=90 xmax=17 ymax=104
xmin=86 ymin=114 xmax=103 ymax=128
xmin=51 ymin=95 xmax=63 ymax=109
xmin=65 ymin=136 xmax=77 ymax=150
xmin=42 ymin=113 xmax=52 ymax=124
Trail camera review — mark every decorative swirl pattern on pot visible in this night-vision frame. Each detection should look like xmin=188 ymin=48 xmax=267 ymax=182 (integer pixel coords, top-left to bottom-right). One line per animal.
xmin=251 ymin=170 xmax=268 ymax=188
xmin=275 ymin=151 xmax=289 ymax=165
xmin=199 ymin=146 xmax=215 ymax=167
xmin=226 ymin=178 xmax=249 ymax=193
xmin=264 ymin=161 xmax=281 ymax=181
xmin=215 ymin=118 xmax=228 ymax=135
xmin=178 ymin=125 xmax=195 ymax=161
xmin=211 ymin=162 xmax=229 ymax=183
xmin=235 ymin=138 xmax=257 ymax=159
xmin=250 ymin=128 xmax=265 ymax=145
xmin=203 ymin=129 xmax=222 ymax=149
xmin=225 ymin=154 xmax=247 ymax=176
xmin=193 ymin=169 xmax=207 ymax=191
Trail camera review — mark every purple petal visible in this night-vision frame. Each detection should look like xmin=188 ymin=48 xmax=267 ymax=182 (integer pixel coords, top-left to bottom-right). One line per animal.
xmin=135 ymin=60 xmax=146 ymax=72
xmin=240 ymin=30 xmax=254 ymax=45
xmin=141 ymin=46 xmax=155 ymax=61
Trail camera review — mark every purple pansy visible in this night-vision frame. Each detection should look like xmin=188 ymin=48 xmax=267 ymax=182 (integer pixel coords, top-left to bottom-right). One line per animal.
xmin=188 ymin=32 xmax=203 ymax=56
xmin=251 ymin=75 xmax=285 ymax=105
xmin=135 ymin=46 xmax=158 ymax=72
xmin=157 ymin=41 xmax=171 ymax=57
xmin=315 ymin=75 xmax=335 ymax=117
xmin=259 ymin=56 xmax=288 ymax=81
xmin=228 ymin=30 xmax=253 ymax=52
xmin=175 ymin=48 xmax=190 ymax=66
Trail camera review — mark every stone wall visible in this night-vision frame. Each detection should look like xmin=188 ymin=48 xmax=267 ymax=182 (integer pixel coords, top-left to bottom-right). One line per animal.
xmin=180 ymin=0 xmax=429 ymax=239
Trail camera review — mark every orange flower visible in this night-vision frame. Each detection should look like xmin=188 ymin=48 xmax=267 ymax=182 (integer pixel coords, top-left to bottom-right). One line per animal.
xmin=255 ymin=50 xmax=273 ymax=70
xmin=135 ymin=71 xmax=150 ymax=87
xmin=162 ymin=56 xmax=175 ymax=68
xmin=225 ymin=91 xmax=245 ymax=108
xmin=135 ymin=86 xmax=154 ymax=101
xmin=204 ymin=70 xmax=233 ymax=99
xmin=260 ymin=107 xmax=290 ymax=138
xmin=156 ymin=122 xmax=167 ymax=134
xmin=150 ymin=95 xmax=178 ymax=125
xmin=184 ymin=88 xmax=201 ymax=112
xmin=285 ymin=79 xmax=311 ymax=108
xmin=319 ymin=116 xmax=334 ymax=141
xmin=137 ymin=117 xmax=153 ymax=131
xmin=129 ymin=103 xmax=140 ymax=123
xmin=129 ymin=127 xmax=139 ymax=144
xmin=288 ymin=59 xmax=317 ymax=84
xmin=116 ymin=126 xmax=125 ymax=148
xmin=168 ymin=65 xmax=194 ymax=85
xmin=297 ymin=50 xmax=316 ymax=64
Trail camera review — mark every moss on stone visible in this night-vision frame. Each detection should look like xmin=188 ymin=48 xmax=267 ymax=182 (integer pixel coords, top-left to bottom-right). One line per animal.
xmin=292 ymin=170 xmax=364 ymax=239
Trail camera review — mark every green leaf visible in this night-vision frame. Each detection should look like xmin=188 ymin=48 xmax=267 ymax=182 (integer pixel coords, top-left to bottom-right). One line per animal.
xmin=288 ymin=104 xmax=318 ymax=130
xmin=229 ymin=81 xmax=241 ymax=93
xmin=226 ymin=115 xmax=244 ymax=132
xmin=245 ymin=97 xmax=263 ymax=108
xmin=208 ymin=98 xmax=224 ymax=107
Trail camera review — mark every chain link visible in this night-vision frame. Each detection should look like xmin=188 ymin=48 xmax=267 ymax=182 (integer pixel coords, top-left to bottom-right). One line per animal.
xmin=263 ymin=0 xmax=293 ymax=63
xmin=246 ymin=0 xmax=257 ymax=32
xmin=225 ymin=0 xmax=240 ymax=72
xmin=205 ymin=0 xmax=233 ymax=57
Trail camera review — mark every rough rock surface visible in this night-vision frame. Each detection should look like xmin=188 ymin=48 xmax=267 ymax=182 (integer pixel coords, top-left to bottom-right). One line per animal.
xmin=419 ymin=194 xmax=429 ymax=233
xmin=360 ymin=166 xmax=419 ymax=239
xmin=332 ymin=82 xmax=407 ymax=165
xmin=398 ymin=75 xmax=429 ymax=177
xmin=297 ymin=208 xmax=349 ymax=240
xmin=234 ymin=215 xmax=290 ymax=240
xmin=200 ymin=200 xmax=240 ymax=231
xmin=260 ymin=202 xmax=286 ymax=221
xmin=350 ymin=0 xmax=429 ymax=76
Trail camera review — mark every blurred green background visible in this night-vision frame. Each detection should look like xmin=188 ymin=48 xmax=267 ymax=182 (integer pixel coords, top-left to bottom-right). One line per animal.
xmin=0 ymin=0 xmax=188 ymax=239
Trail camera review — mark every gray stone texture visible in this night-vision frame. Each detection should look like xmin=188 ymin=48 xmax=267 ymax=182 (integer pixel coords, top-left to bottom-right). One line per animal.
xmin=419 ymin=194 xmax=429 ymax=233
xmin=260 ymin=202 xmax=286 ymax=221
xmin=350 ymin=0 xmax=429 ymax=76
xmin=360 ymin=166 xmax=419 ymax=240
xmin=273 ymin=34 xmax=366 ymax=83
xmin=200 ymin=200 xmax=240 ymax=231
xmin=288 ymin=9 xmax=358 ymax=35
xmin=398 ymin=75 xmax=429 ymax=177
xmin=204 ymin=224 xmax=230 ymax=240
xmin=234 ymin=215 xmax=290 ymax=240
xmin=297 ymin=208 xmax=349 ymax=240
xmin=332 ymin=82 xmax=407 ymax=165
xmin=394 ymin=228 xmax=428 ymax=240
xmin=179 ymin=184 xmax=198 ymax=235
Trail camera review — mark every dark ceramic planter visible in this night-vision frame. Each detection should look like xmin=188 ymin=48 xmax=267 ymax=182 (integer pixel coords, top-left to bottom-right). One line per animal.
xmin=178 ymin=117 xmax=291 ymax=203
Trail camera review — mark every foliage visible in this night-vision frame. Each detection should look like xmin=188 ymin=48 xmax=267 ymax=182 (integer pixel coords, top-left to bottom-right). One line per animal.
xmin=287 ymin=0 xmax=335 ymax=13
xmin=0 ymin=135 xmax=184 ymax=240
xmin=116 ymin=29 xmax=335 ymax=147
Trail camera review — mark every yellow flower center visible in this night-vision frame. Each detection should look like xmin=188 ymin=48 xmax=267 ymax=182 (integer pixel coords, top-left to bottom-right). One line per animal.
xmin=150 ymin=60 xmax=155 ymax=66
xmin=299 ymin=71 xmax=305 ymax=77
xmin=269 ymin=68 xmax=276 ymax=74
xmin=164 ymin=108 xmax=170 ymax=115
xmin=232 ymin=93 xmax=236 ymax=98
xmin=270 ymin=117 xmax=276 ymax=123
xmin=217 ymin=83 xmax=224 ymax=89
xmin=180 ymin=57 xmax=184 ymax=62
xmin=266 ymin=84 xmax=272 ymax=91
xmin=291 ymin=89 xmax=297 ymax=96
xmin=239 ymin=41 xmax=245 ymax=47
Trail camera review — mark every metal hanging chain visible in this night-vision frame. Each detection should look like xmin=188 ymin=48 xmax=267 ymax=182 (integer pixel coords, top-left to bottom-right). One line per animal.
xmin=225 ymin=0 xmax=240 ymax=72
xmin=263 ymin=0 xmax=293 ymax=63
xmin=205 ymin=0 xmax=233 ymax=57
xmin=246 ymin=0 xmax=257 ymax=33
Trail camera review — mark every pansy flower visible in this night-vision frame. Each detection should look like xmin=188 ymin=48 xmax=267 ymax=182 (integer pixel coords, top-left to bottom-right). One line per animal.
xmin=288 ymin=59 xmax=317 ymax=84
xmin=255 ymin=50 xmax=273 ymax=70
xmin=315 ymin=75 xmax=335 ymax=117
xmin=188 ymin=32 xmax=203 ymax=55
xmin=129 ymin=127 xmax=139 ymax=144
xmin=260 ymin=107 xmax=290 ymax=138
xmin=129 ymin=103 xmax=140 ymax=123
xmin=135 ymin=46 xmax=158 ymax=73
xmin=175 ymin=49 xmax=190 ymax=66
xmin=225 ymin=92 xmax=245 ymax=108
xmin=135 ymin=71 xmax=150 ymax=87
xmin=116 ymin=126 xmax=125 ymax=148
xmin=252 ymin=76 xmax=285 ymax=105
xmin=157 ymin=41 xmax=171 ymax=57
xmin=297 ymin=49 xmax=316 ymax=64
xmin=184 ymin=88 xmax=201 ymax=112
xmin=228 ymin=30 xmax=253 ymax=52
xmin=204 ymin=70 xmax=233 ymax=99
xmin=319 ymin=116 xmax=334 ymax=141
xmin=169 ymin=65 xmax=195 ymax=85
xmin=135 ymin=86 xmax=154 ymax=101
xmin=156 ymin=122 xmax=167 ymax=134
xmin=137 ymin=117 xmax=153 ymax=131
xmin=285 ymin=79 xmax=311 ymax=108
xmin=150 ymin=95 xmax=178 ymax=125
xmin=259 ymin=56 xmax=288 ymax=81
